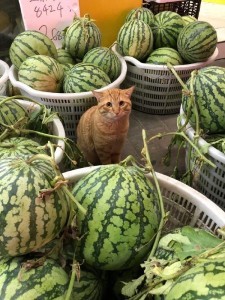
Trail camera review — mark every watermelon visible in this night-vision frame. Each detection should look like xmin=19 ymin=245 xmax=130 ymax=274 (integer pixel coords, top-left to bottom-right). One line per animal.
xmin=82 ymin=46 xmax=121 ymax=81
xmin=146 ymin=47 xmax=183 ymax=65
xmin=0 ymin=137 xmax=46 ymax=159
xmin=177 ymin=21 xmax=217 ymax=63
xmin=0 ymin=256 xmax=69 ymax=299
xmin=117 ymin=19 xmax=153 ymax=61
xmin=182 ymin=15 xmax=197 ymax=26
xmin=56 ymin=48 xmax=76 ymax=64
xmin=125 ymin=7 xmax=155 ymax=26
xmin=166 ymin=259 xmax=225 ymax=299
xmin=63 ymin=63 xmax=111 ymax=93
xmin=0 ymin=155 xmax=69 ymax=257
xmin=0 ymin=98 xmax=28 ymax=134
xmin=71 ymin=164 xmax=161 ymax=271
xmin=18 ymin=55 xmax=64 ymax=92
xmin=182 ymin=66 xmax=225 ymax=134
xmin=151 ymin=11 xmax=184 ymax=49
xmin=63 ymin=15 xmax=101 ymax=60
xmin=9 ymin=30 xmax=58 ymax=70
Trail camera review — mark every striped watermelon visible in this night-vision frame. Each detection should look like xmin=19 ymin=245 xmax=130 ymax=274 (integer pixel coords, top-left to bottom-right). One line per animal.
xmin=56 ymin=48 xmax=76 ymax=64
xmin=182 ymin=66 xmax=225 ymax=134
xmin=82 ymin=46 xmax=121 ymax=81
xmin=72 ymin=269 xmax=104 ymax=300
xmin=177 ymin=21 xmax=217 ymax=63
xmin=71 ymin=165 xmax=161 ymax=271
xmin=0 ymin=98 xmax=28 ymax=134
xmin=151 ymin=11 xmax=184 ymax=49
xmin=125 ymin=7 xmax=155 ymax=26
xmin=146 ymin=47 xmax=183 ymax=65
xmin=63 ymin=63 xmax=111 ymax=93
xmin=166 ymin=259 xmax=225 ymax=299
xmin=64 ymin=15 xmax=101 ymax=60
xmin=182 ymin=15 xmax=197 ymax=26
xmin=0 ymin=156 xmax=69 ymax=257
xmin=117 ymin=19 xmax=153 ymax=61
xmin=18 ymin=55 xmax=64 ymax=92
xmin=9 ymin=30 xmax=58 ymax=70
xmin=0 ymin=137 xmax=46 ymax=158
xmin=0 ymin=256 xmax=69 ymax=299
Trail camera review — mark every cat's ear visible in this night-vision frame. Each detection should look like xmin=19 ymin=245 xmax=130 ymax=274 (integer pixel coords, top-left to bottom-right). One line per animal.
xmin=123 ymin=86 xmax=135 ymax=97
xmin=92 ymin=90 xmax=104 ymax=102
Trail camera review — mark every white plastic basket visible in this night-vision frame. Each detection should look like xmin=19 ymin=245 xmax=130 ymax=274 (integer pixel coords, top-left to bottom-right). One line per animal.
xmin=121 ymin=48 xmax=218 ymax=115
xmin=8 ymin=50 xmax=127 ymax=141
xmin=17 ymin=99 xmax=65 ymax=164
xmin=63 ymin=166 xmax=225 ymax=235
xmin=179 ymin=106 xmax=225 ymax=210
xmin=0 ymin=60 xmax=9 ymax=96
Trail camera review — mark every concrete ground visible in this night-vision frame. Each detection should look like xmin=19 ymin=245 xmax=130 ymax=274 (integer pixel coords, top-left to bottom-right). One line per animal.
xmin=121 ymin=1 xmax=225 ymax=176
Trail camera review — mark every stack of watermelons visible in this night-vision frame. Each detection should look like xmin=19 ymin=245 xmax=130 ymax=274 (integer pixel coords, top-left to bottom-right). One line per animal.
xmin=116 ymin=7 xmax=217 ymax=66
xmin=9 ymin=15 xmax=122 ymax=93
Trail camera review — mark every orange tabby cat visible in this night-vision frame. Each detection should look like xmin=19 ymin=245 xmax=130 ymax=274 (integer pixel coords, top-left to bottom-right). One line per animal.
xmin=76 ymin=86 xmax=134 ymax=165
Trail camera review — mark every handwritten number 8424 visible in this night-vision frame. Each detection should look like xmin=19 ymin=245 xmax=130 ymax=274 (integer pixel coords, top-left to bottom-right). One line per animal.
xmin=34 ymin=3 xmax=63 ymax=18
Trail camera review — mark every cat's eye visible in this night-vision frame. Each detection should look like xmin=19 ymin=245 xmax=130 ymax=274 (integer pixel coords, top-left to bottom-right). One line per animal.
xmin=106 ymin=102 xmax=112 ymax=107
xmin=119 ymin=101 xmax=124 ymax=106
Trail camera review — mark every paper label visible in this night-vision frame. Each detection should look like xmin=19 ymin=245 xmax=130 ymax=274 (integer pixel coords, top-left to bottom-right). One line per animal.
xmin=18 ymin=0 xmax=80 ymax=47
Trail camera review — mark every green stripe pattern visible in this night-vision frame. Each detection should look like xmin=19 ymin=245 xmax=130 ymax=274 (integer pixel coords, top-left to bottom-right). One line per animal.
xmin=177 ymin=21 xmax=217 ymax=63
xmin=152 ymin=11 xmax=184 ymax=49
xmin=18 ymin=55 xmax=64 ymax=93
xmin=0 ymin=156 xmax=68 ymax=257
xmin=64 ymin=16 xmax=101 ymax=60
xmin=63 ymin=63 xmax=111 ymax=93
xmin=125 ymin=7 xmax=155 ymax=27
xmin=117 ymin=19 xmax=153 ymax=61
xmin=146 ymin=47 xmax=183 ymax=65
xmin=83 ymin=46 xmax=121 ymax=81
xmin=0 ymin=257 xmax=69 ymax=299
xmin=166 ymin=259 xmax=225 ymax=300
xmin=56 ymin=48 xmax=76 ymax=64
xmin=182 ymin=66 xmax=225 ymax=134
xmin=73 ymin=269 xmax=104 ymax=300
xmin=9 ymin=30 xmax=58 ymax=70
xmin=0 ymin=99 xmax=28 ymax=133
xmin=72 ymin=165 xmax=161 ymax=271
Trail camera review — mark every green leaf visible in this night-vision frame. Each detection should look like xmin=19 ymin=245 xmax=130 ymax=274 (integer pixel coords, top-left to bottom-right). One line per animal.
xmin=121 ymin=274 xmax=145 ymax=298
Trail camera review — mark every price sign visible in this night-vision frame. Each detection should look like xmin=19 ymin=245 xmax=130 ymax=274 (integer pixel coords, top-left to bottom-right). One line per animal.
xmin=18 ymin=0 xmax=80 ymax=47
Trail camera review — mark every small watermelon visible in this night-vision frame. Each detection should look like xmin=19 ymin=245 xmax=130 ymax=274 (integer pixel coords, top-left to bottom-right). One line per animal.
xmin=18 ymin=55 xmax=64 ymax=92
xmin=151 ymin=11 xmax=184 ymax=49
xmin=117 ymin=19 xmax=153 ymax=61
xmin=146 ymin=47 xmax=183 ymax=65
xmin=177 ymin=21 xmax=217 ymax=63
xmin=63 ymin=63 xmax=111 ymax=93
xmin=56 ymin=48 xmax=76 ymax=64
xmin=82 ymin=46 xmax=121 ymax=81
xmin=63 ymin=15 xmax=101 ymax=60
xmin=9 ymin=30 xmax=58 ymax=70
xmin=125 ymin=7 xmax=155 ymax=26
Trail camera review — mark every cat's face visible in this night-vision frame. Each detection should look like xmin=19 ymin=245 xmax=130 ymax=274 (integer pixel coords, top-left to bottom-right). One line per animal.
xmin=92 ymin=86 xmax=134 ymax=119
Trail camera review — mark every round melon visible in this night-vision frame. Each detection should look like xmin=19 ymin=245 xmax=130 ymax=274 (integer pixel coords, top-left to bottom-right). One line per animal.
xmin=125 ymin=7 xmax=155 ymax=26
xmin=82 ymin=46 xmax=121 ymax=81
xmin=117 ymin=19 xmax=153 ymax=61
xmin=63 ymin=15 xmax=101 ymax=60
xmin=63 ymin=63 xmax=111 ymax=93
xmin=56 ymin=48 xmax=76 ymax=64
xmin=182 ymin=66 xmax=225 ymax=134
xmin=9 ymin=30 xmax=58 ymax=69
xmin=177 ymin=21 xmax=217 ymax=63
xmin=0 ymin=256 xmax=69 ymax=299
xmin=71 ymin=165 xmax=161 ymax=271
xmin=166 ymin=259 xmax=225 ymax=300
xmin=146 ymin=47 xmax=183 ymax=65
xmin=151 ymin=11 xmax=184 ymax=49
xmin=18 ymin=55 xmax=64 ymax=92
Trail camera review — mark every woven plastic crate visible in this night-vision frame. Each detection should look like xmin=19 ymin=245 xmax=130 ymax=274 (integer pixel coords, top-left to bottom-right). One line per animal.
xmin=16 ymin=99 xmax=66 ymax=164
xmin=0 ymin=60 xmax=9 ymax=96
xmin=121 ymin=48 xmax=218 ymax=115
xmin=63 ymin=166 xmax=225 ymax=235
xmin=180 ymin=107 xmax=225 ymax=211
xmin=8 ymin=49 xmax=127 ymax=141
xmin=143 ymin=0 xmax=202 ymax=18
